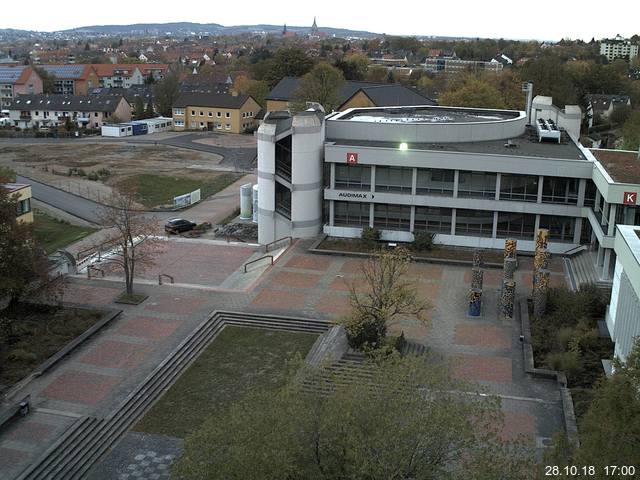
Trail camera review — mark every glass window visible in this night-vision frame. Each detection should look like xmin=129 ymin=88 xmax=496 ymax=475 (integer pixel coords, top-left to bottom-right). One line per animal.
xmin=496 ymin=212 xmax=536 ymax=239
xmin=373 ymin=204 xmax=411 ymax=231
xmin=416 ymin=168 xmax=454 ymax=196
xmin=500 ymin=174 xmax=538 ymax=202
xmin=457 ymin=171 xmax=496 ymax=199
xmin=225 ymin=112 xmax=230 ymax=118
xmin=584 ymin=180 xmax=597 ymax=208
xmin=414 ymin=207 xmax=452 ymax=233
xmin=455 ymin=209 xmax=494 ymax=237
xmin=335 ymin=165 xmax=371 ymax=190
xmin=275 ymin=182 xmax=291 ymax=219
xmin=16 ymin=198 xmax=31 ymax=216
xmin=540 ymin=215 xmax=575 ymax=243
xmin=542 ymin=177 xmax=579 ymax=205
xmin=375 ymin=166 xmax=413 ymax=193
xmin=334 ymin=201 xmax=370 ymax=227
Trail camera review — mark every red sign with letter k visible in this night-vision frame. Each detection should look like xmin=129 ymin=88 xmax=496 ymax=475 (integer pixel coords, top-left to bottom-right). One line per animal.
xmin=623 ymin=191 xmax=637 ymax=205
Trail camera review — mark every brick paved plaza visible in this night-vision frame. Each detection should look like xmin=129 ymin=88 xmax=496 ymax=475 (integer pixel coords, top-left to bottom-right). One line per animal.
xmin=0 ymin=239 xmax=569 ymax=479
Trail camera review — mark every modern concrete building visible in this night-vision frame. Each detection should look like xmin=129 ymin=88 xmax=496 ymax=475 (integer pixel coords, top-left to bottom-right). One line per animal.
xmin=422 ymin=57 xmax=503 ymax=74
xmin=599 ymin=35 xmax=639 ymax=62
xmin=257 ymin=103 xmax=640 ymax=290
xmin=607 ymin=224 xmax=640 ymax=362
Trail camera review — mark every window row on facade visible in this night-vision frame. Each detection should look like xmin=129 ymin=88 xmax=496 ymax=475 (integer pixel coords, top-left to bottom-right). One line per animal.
xmin=333 ymin=201 xmax=577 ymax=242
xmin=333 ymin=165 xmax=590 ymax=206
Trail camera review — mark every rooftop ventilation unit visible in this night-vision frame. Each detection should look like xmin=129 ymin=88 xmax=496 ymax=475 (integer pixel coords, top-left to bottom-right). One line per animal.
xmin=536 ymin=118 xmax=561 ymax=143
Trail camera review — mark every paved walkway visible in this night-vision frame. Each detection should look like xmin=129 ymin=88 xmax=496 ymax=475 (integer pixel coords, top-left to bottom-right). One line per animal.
xmin=0 ymin=240 xmax=569 ymax=479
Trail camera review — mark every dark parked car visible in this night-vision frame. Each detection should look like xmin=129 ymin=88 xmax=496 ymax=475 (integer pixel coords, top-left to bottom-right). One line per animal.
xmin=165 ymin=218 xmax=197 ymax=234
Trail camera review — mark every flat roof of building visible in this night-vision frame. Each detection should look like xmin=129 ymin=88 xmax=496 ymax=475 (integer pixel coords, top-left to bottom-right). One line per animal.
xmin=328 ymin=134 xmax=587 ymax=161
xmin=333 ymin=105 xmax=521 ymax=124
xmin=1 ymin=183 xmax=30 ymax=193
xmin=590 ymin=149 xmax=640 ymax=184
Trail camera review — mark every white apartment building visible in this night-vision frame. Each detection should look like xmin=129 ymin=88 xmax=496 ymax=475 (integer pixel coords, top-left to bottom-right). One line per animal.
xmin=600 ymin=35 xmax=639 ymax=61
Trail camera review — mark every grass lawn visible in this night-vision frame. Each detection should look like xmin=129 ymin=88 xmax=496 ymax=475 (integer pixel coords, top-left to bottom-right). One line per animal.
xmin=117 ymin=172 xmax=240 ymax=208
xmin=33 ymin=211 xmax=97 ymax=254
xmin=133 ymin=326 xmax=318 ymax=438
xmin=0 ymin=304 xmax=103 ymax=393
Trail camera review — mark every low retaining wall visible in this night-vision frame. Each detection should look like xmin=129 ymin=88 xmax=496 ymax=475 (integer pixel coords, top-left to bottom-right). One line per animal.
xmin=2 ymin=307 xmax=122 ymax=402
xmin=308 ymin=235 xmax=504 ymax=269
xmin=517 ymin=298 xmax=580 ymax=445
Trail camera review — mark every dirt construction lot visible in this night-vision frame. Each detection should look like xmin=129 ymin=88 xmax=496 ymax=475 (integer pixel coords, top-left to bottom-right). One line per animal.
xmin=0 ymin=143 xmax=237 ymax=208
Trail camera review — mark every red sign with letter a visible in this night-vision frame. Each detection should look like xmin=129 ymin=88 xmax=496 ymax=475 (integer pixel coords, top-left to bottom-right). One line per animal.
xmin=623 ymin=191 xmax=637 ymax=205
xmin=346 ymin=152 xmax=358 ymax=165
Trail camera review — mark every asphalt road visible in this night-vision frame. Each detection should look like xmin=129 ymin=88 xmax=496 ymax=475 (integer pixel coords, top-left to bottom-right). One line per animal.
xmin=17 ymin=175 xmax=105 ymax=224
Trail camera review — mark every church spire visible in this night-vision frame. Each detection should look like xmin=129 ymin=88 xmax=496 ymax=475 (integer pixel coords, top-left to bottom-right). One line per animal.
xmin=311 ymin=17 xmax=318 ymax=35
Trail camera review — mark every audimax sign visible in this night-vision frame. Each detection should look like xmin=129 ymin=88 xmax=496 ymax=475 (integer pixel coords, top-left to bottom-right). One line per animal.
xmin=338 ymin=192 xmax=370 ymax=199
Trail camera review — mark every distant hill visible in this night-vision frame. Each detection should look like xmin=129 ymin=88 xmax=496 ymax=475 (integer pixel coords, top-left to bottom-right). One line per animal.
xmin=0 ymin=22 xmax=380 ymax=39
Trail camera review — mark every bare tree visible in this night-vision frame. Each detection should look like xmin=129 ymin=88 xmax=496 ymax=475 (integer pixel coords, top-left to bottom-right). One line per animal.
xmin=96 ymin=189 xmax=162 ymax=297
xmin=340 ymin=247 xmax=430 ymax=350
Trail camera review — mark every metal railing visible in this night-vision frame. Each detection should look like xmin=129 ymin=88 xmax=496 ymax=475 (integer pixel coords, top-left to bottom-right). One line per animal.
xmin=264 ymin=236 xmax=292 ymax=253
xmin=158 ymin=274 xmax=174 ymax=285
xmin=87 ymin=266 xmax=105 ymax=279
xmin=243 ymin=255 xmax=274 ymax=273
xmin=563 ymin=244 xmax=587 ymax=256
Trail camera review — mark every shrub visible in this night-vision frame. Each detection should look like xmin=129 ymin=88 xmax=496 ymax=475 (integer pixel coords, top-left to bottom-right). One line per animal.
xmin=77 ymin=168 xmax=87 ymax=177
xmin=360 ymin=226 xmax=380 ymax=249
xmin=342 ymin=309 xmax=387 ymax=350
xmin=87 ymin=172 xmax=99 ymax=181
xmin=7 ymin=349 xmax=38 ymax=363
xmin=546 ymin=350 xmax=582 ymax=379
xmin=412 ymin=230 xmax=434 ymax=252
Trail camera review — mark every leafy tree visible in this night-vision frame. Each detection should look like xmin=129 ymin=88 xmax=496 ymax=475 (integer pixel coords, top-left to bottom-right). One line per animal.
xmin=258 ymin=47 xmax=314 ymax=88
xmin=439 ymin=74 xmax=506 ymax=109
xmin=547 ymin=339 xmax=640 ymax=478
xmin=0 ymin=182 xmax=52 ymax=337
xmin=173 ymin=355 xmax=535 ymax=480
xmin=335 ymin=54 xmax=370 ymax=80
xmin=293 ymin=62 xmax=345 ymax=112
xmin=95 ymin=189 xmax=162 ymax=296
xmin=621 ymin=110 xmax=640 ymax=150
xmin=133 ymin=96 xmax=145 ymax=120
xmin=144 ymin=98 xmax=155 ymax=118
xmin=153 ymin=70 xmax=181 ymax=117
xmin=340 ymin=248 xmax=430 ymax=350
xmin=33 ymin=66 xmax=56 ymax=94
xmin=366 ymin=66 xmax=388 ymax=83
xmin=520 ymin=54 xmax=577 ymax=106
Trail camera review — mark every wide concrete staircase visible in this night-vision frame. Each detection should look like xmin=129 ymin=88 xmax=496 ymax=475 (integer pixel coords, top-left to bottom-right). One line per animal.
xmin=16 ymin=311 xmax=329 ymax=480
xmin=565 ymin=251 xmax=612 ymax=294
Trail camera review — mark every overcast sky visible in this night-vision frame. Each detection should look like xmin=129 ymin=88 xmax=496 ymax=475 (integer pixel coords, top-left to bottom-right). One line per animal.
xmin=6 ymin=0 xmax=639 ymax=41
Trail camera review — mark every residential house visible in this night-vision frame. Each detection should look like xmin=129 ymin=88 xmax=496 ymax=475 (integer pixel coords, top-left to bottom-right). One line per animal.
xmin=8 ymin=94 xmax=131 ymax=129
xmin=172 ymin=92 xmax=260 ymax=133
xmin=38 ymin=64 xmax=99 ymax=95
xmin=1 ymin=183 xmax=33 ymax=223
xmin=138 ymin=64 xmax=168 ymax=82
xmin=91 ymin=64 xmax=144 ymax=88
xmin=265 ymin=77 xmax=435 ymax=112
xmin=0 ymin=66 xmax=43 ymax=108
xmin=585 ymin=94 xmax=632 ymax=127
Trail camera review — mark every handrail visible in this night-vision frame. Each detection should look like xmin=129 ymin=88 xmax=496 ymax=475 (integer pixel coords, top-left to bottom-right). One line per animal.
xmin=243 ymin=255 xmax=274 ymax=273
xmin=158 ymin=273 xmax=174 ymax=285
xmin=563 ymin=244 xmax=587 ymax=256
xmin=76 ymin=238 xmax=119 ymax=261
xmin=87 ymin=265 xmax=105 ymax=279
xmin=264 ymin=236 xmax=293 ymax=253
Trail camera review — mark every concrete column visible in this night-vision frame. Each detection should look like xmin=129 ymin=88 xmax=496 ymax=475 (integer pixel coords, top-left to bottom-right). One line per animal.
xmin=369 ymin=202 xmax=374 ymax=227
xmin=608 ymin=204 xmax=617 ymax=236
xmin=602 ymin=201 xmax=610 ymax=227
xmin=596 ymin=244 xmax=604 ymax=267
xmin=410 ymin=206 xmax=415 ymax=232
xmin=577 ymin=179 xmax=586 ymax=207
xmin=453 ymin=170 xmax=459 ymax=198
xmin=495 ymin=173 xmax=501 ymax=201
xmin=602 ymin=248 xmax=612 ymax=280
xmin=537 ymin=175 xmax=544 ymax=203
xmin=370 ymin=165 xmax=376 ymax=193
xmin=450 ymin=208 xmax=457 ymax=236
xmin=411 ymin=167 xmax=417 ymax=196
xmin=594 ymin=189 xmax=601 ymax=211
xmin=574 ymin=217 xmax=582 ymax=244
xmin=534 ymin=214 xmax=541 ymax=234
xmin=330 ymin=162 xmax=335 ymax=189
xmin=492 ymin=211 xmax=498 ymax=238
xmin=329 ymin=200 xmax=335 ymax=226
